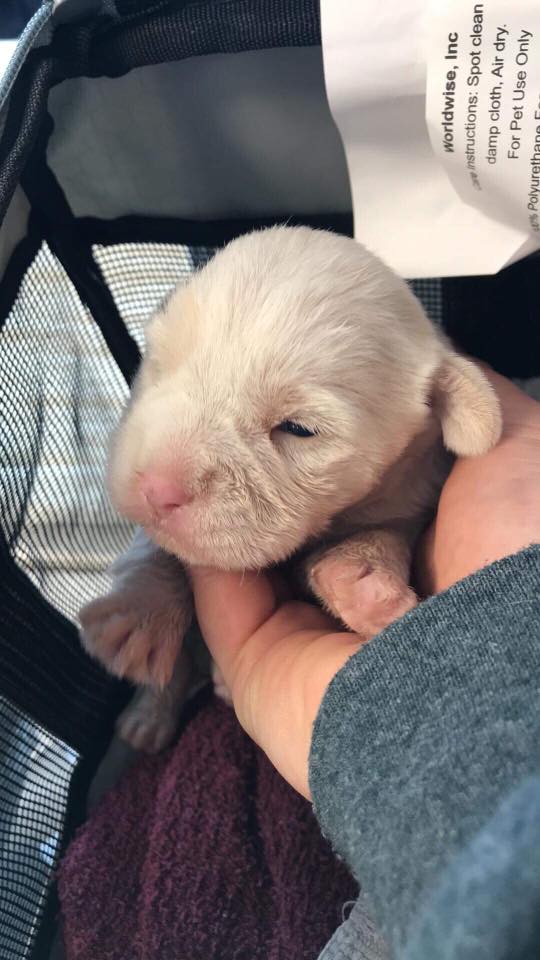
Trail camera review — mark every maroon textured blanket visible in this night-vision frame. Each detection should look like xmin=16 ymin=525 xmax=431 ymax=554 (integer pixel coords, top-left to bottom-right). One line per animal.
xmin=59 ymin=692 xmax=357 ymax=960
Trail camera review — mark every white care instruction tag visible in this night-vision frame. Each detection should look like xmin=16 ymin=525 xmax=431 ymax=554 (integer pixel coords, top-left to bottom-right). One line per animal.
xmin=427 ymin=3 xmax=540 ymax=243
xmin=321 ymin=1 xmax=540 ymax=278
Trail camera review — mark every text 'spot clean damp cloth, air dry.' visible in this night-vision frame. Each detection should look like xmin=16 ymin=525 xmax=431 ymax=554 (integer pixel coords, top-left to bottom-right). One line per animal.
xmin=321 ymin=0 xmax=540 ymax=277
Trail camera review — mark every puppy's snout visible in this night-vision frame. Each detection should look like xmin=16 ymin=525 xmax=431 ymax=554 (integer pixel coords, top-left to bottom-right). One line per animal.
xmin=138 ymin=472 xmax=193 ymax=517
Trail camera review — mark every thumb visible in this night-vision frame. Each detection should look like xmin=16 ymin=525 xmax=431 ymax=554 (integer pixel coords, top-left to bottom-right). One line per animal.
xmin=190 ymin=566 xmax=358 ymax=798
xmin=190 ymin=566 xmax=333 ymax=703
xmin=190 ymin=567 xmax=279 ymax=685
xmin=191 ymin=567 xmax=335 ymax=712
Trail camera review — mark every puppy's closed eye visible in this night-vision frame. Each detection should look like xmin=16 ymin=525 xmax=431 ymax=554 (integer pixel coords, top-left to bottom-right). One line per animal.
xmin=274 ymin=420 xmax=317 ymax=438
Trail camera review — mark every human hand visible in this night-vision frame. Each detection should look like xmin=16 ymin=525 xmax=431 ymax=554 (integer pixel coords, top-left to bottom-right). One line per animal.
xmin=191 ymin=568 xmax=359 ymax=798
xmin=416 ymin=367 xmax=540 ymax=594
xmin=191 ymin=369 xmax=540 ymax=799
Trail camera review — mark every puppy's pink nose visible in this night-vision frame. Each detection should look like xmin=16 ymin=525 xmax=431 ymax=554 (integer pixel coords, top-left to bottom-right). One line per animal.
xmin=138 ymin=473 xmax=192 ymax=515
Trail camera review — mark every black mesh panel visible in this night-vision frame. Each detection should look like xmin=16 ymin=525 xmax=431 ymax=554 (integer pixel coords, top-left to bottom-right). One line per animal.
xmin=0 ymin=696 xmax=78 ymax=960
xmin=1 ymin=241 xmax=132 ymax=621
xmin=0 ymin=237 xmax=214 ymax=695
xmin=92 ymin=241 xmax=214 ymax=349
xmin=0 ymin=235 xmax=214 ymax=957
xmin=409 ymin=278 xmax=443 ymax=325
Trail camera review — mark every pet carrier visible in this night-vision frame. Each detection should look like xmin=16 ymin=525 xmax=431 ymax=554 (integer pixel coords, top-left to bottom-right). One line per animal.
xmin=0 ymin=1 xmax=538 ymax=958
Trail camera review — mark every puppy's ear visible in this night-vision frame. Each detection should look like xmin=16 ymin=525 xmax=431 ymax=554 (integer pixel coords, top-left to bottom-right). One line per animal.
xmin=431 ymin=353 xmax=502 ymax=456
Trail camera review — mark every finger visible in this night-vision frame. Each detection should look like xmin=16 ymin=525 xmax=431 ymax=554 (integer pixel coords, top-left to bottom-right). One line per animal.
xmin=190 ymin=566 xmax=333 ymax=692
xmin=477 ymin=364 xmax=540 ymax=435
xmin=190 ymin=569 xmax=365 ymax=800
xmin=191 ymin=568 xmax=278 ymax=657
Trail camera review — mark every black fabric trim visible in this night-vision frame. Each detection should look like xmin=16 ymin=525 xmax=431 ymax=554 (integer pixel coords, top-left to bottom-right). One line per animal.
xmin=21 ymin=115 xmax=142 ymax=385
xmin=441 ymin=254 xmax=540 ymax=379
xmin=77 ymin=211 xmax=355 ymax=247
xmin=113 ymin=0 xmax=209 ymax=17
xmin=18 ymin=110 xmax=70 ymax=224
xmin=47 ymin=0 xmax=320 ymax=83
xmin=0 ymin=53 xmax=55 ymax=224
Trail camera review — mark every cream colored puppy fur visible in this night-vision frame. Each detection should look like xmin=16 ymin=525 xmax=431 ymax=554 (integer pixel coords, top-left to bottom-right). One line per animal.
xmin=80 ymin=226 xmax=501 ymax=751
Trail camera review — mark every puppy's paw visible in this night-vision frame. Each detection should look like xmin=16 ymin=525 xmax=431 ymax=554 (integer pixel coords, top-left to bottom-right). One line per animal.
xmin=116 ymin=684 xmax=182 ymax=753
xmin=312 ymin=557 xmax=417 ymax=638
xmin=79 ymin=586 xmax=190 ymax=688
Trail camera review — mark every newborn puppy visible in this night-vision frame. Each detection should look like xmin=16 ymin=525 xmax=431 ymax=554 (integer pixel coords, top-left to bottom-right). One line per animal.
xmin=79 ymin=226 xmax=501 ymax=751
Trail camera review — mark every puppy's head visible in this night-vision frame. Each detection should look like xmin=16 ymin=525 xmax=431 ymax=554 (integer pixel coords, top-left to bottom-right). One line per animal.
xmin=109 ymin=226 xmax=500 ymax=569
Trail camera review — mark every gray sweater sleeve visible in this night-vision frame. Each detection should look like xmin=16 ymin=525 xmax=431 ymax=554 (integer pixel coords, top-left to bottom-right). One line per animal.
xmin=310 ymin=545 xmax=540 ymax=959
